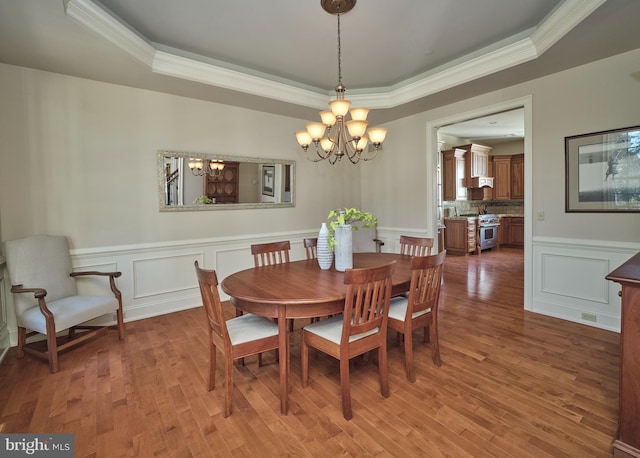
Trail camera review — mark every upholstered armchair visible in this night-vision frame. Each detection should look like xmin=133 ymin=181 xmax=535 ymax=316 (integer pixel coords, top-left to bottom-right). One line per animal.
xmin=4 ymin=235 xmax=125 ymax=373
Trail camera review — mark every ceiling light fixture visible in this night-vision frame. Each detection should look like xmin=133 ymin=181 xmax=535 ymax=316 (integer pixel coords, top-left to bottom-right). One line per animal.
xmin=294 ymin=0 xmax=387 ymax=164
xmin=188 ymin=158 xmax=225 ymax=177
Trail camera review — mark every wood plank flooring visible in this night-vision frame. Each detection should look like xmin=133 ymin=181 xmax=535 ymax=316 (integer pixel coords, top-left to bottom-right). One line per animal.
xmin=0 ymin=248 xmax=620 ymax=457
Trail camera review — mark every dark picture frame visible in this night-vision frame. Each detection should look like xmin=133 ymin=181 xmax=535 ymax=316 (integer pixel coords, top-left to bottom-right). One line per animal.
xmin=262 ymin=165 xmax=275 ymax=197
xmin=565 ymin=125 xmax=640 ymax=212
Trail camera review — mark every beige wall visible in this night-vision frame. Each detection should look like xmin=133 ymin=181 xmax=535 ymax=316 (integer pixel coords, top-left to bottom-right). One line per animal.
xmin=1 ymin=48 xmax=639 ymax=250
xmin=1 ymin=49 xmax=639 ymax=334
xmin=0 ymin=64 xmax=363 ymax=249
xmin=360 ymin=47 xmax=640 ymax=243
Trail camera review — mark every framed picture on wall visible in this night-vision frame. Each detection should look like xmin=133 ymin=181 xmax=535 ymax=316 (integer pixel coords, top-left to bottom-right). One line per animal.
xmin=565 ymin=125 xmax=640 ymax=212
xmin=262 ymin=165 xmax=275 ymax=197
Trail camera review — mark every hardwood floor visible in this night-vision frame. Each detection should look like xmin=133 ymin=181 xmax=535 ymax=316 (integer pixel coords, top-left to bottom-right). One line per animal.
xmin=0 ymin=248 xmax=620 ymax=457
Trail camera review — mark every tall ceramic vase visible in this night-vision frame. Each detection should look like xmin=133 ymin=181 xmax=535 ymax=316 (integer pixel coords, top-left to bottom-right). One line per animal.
xmin=334 ymin=224 xmax=353 ymax=272
xmin=317 ymin=223 xmax=333 ymax=270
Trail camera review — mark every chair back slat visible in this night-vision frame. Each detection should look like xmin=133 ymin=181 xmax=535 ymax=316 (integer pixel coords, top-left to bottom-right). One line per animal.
xmin=304 ymin=238 xmax=318 ymax=260
xmin=399 ymin=235 xmax=433 ymax=257
xmin=251 ymin=241 xmax=291 ymax=267
xmin=342 ymin=262 xmax=395 ymax=341
xmin=407 ymin=251 xmax=446 ymax=317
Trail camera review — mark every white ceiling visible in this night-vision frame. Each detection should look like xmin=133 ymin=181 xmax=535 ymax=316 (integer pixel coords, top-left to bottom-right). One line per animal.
xmin=1 ymin=0 xmax=639 ymax=135
xmin=439 ymin=108 xmax=526 ymax=145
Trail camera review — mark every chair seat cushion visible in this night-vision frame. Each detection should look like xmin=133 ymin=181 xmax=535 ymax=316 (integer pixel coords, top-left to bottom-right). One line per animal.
xmin=303 ymin=314 xmax=379 ymax=344
xmin=226 ymin=313 xmax=279 ymax=345
xmin=387 ymin=296 xmax=431 ymax=322
xmin=18 ymin=295 xmax=120 ymax=334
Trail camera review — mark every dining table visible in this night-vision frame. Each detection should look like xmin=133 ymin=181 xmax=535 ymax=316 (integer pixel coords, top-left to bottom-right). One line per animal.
xmin=220 ymin=252 xmax=413 ymax=415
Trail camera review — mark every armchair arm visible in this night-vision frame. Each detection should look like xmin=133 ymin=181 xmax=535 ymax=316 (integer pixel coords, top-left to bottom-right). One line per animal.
xmin=11 ymin=284 xmax=47 ymax=299
xmin=11 ymin=284 xmax=54 ymax=320
xmin=70 ymin=271 xmax=122 ymax=279
xmin=70 ymin=271 xmax=123 ymax=301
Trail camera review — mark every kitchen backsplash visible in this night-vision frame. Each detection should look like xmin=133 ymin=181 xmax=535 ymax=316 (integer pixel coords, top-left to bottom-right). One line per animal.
xmin=442 ymin=200 xmax=524 ymax=218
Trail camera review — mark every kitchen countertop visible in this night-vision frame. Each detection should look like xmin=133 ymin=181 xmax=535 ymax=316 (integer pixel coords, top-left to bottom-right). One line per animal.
xmin=443 ymin=214 xmax=524 ymax=221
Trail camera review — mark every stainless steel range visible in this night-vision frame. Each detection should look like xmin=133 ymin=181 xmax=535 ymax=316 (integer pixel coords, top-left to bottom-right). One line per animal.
xmin=478 ymin=214 xmax=500 ymax=251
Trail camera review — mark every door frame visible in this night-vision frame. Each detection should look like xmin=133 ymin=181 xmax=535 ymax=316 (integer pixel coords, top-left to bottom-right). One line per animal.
xmin=426 ymin=95 xmax=533 ymax=311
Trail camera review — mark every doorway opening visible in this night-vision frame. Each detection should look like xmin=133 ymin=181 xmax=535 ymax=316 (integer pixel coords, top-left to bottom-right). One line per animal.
xmin=426 ymin=96 xmax=532 ymax=311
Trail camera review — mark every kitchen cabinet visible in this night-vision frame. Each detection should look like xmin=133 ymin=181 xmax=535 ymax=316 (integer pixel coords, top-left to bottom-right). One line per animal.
xmin=500 ymin=216 xmax=524 ymax=247
xmin=458 ymin=143 xmax=491 ymax=183
xmin=492 ymin=156 xmax=512 ymax=200
xmin=442 ymin=148 xmax=467 ymax=201
xmin=444 ymin=217 xmax=476 ymax=255
xmin=511 ymin=154 xmax=524 ymax=199
xmin=205 ymin=161 xmax=240 ymax=204
xmin=492 ymin=154 xmax=524 ymax=201
xmin=606 ymin=253 xmax=640 ymax=458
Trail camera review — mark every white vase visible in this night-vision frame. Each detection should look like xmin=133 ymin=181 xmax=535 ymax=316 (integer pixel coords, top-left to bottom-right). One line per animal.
xmin=334 ymin=224 xmax=353 ymax=272
xmin=317 ymin=223 xmax=333 ymax=270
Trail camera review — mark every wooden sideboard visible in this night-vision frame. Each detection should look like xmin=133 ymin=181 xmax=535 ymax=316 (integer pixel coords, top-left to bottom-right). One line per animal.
xmin=606 ymin=252 xmax=640 ymax=458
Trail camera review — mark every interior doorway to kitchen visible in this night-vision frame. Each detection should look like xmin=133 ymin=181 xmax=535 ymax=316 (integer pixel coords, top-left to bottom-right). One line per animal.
xmin=426 ymin=96 xmax=532 ymax=311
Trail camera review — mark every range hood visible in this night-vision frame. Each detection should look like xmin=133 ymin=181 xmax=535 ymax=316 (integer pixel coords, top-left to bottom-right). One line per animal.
xmin=469 ymin=176 xmax=494 ymax=188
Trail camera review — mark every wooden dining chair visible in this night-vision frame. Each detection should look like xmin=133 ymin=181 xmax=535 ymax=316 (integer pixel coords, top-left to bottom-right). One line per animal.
xmin=303 ymin=237 xmax=326 ymax=323
xmin=251 ymin=241 xmax=291 ymax=266
xmin=387 ymin=250 xmax=446 ymax=382
xmin=303 ymin=237 xmax=318 ymax=260
xmin=399 ymin=235 xmax=434 ymax=256
xmin=250 ymin=240 xmax=293 ymax=333
xmin=194 ymin=261 xmax=280 ymax=417
xmin=301 ymin=262 xmax=395 ymax=420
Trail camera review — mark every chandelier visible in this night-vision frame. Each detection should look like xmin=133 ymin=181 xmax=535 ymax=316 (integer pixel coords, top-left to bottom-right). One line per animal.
xmin=188 ymin=158 xmax=225 ymax=177
xmin=294 ymin=0 xmax=387 ymax=164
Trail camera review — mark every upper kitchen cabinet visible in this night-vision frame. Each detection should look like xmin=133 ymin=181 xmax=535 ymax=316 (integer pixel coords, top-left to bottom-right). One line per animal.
xmin=510 ymin=154 xmax=524 ymax=200
xmin=491 ymin=153 xmax=524 ymax=201
xmin=442 ymin=143 xmax=494 ymax=201
xmin=458 ymin=144 xmax=492 ymax=187
xmin=492 ymin=156 xmax=512 ymax=200
xmin=442 ymin=147 xmax=467 ymax=201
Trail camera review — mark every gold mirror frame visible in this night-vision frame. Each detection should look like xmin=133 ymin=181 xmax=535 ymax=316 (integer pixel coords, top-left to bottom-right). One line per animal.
xmin=158 ymin=151 xmax=295 ymax=212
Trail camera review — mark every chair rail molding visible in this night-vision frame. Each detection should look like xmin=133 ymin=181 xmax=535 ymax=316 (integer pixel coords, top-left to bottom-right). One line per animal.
xmin=2 ymin=232 xmax=635 ymax=350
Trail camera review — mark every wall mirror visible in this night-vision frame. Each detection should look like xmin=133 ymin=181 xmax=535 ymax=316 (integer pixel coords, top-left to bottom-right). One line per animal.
xmin=158 ymin=151 xmax=295 ymax=212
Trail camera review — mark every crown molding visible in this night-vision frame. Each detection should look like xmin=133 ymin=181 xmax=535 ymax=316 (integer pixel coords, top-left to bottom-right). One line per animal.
xmin=152 ymin=51 xmax=330 ymax=109
xmin=64 ymin=0 xmax=604 ymax=110
xmin=64 ymin=0 xmax=156 ymax=67
xmin=532 ymin=0 xmax=606 ymax=55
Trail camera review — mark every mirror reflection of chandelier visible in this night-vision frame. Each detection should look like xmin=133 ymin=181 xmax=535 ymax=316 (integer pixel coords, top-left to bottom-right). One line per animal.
xmin=294 ymin=0 xmax=387 ymax=164
xmin=189 ymin=158 xmax=225 ymax=177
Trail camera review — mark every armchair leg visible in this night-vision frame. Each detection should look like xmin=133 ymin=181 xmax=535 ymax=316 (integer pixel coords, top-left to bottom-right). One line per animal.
xmin=16 ymin=327 xmax=26 ymax=359
xmin=47 ymin=331 xmax=59 ymax=374
xmin=116 ymin=307 xmax=126 ymax=340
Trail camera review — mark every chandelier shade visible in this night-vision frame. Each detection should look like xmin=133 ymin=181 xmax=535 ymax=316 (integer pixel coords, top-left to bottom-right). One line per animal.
xmin=189 ymin=159 xmax=225 ymax=177
xmin=294 ymin=0 xmax=387 ymax=164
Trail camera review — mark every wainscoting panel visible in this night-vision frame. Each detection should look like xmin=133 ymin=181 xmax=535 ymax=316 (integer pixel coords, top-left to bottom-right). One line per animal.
xmin=540 ymin=253 xmax=610 ymax=303
xmin=3 ymin=232 xmax=635 ymax=349
xmin=532 ymin=237 xmax=640 ymax=332
xmin=133 ymin=253 xmax=203 ymax=299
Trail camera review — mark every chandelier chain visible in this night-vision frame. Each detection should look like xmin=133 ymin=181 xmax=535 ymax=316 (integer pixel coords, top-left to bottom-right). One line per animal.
xmin=293 ymin=0 xmax=387 ymax=164
xmin=337 ymin=11 xmax=342 ymax=86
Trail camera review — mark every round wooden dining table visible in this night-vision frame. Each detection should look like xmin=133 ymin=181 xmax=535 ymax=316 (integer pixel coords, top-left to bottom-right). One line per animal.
xmin=220 ymin=252 xmax=413 ymax=415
